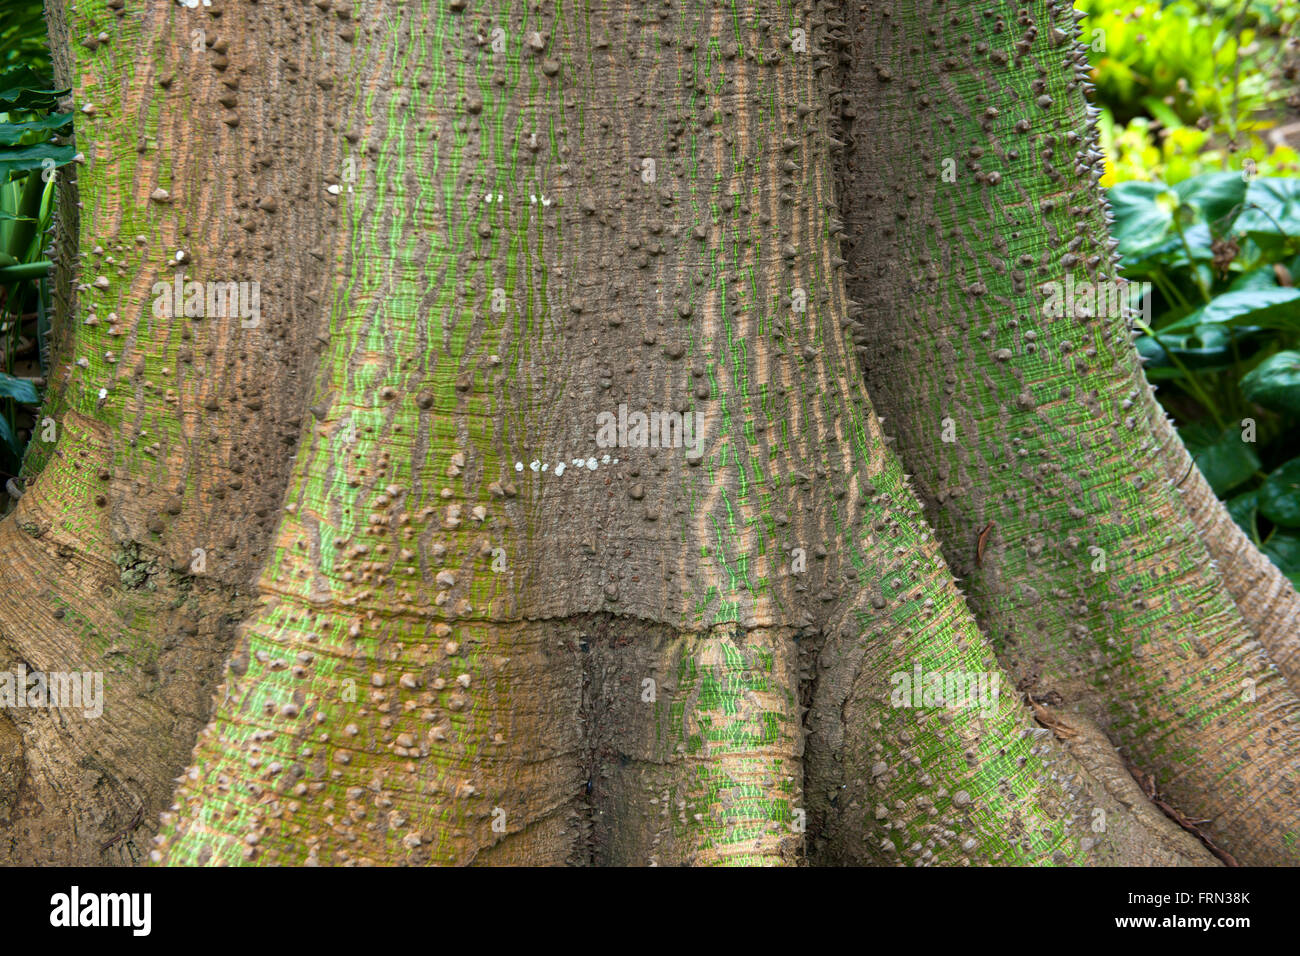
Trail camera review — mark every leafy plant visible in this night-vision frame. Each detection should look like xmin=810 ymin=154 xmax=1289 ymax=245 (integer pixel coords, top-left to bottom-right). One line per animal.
xmin=0 ymin=44 xmax=74 ymax=484
xmin=1079 ymin=0 xmax=1299 ymax=185
xmin=0 ymin=0 xmax=52 ymax=77
xmin=1109 ymin=170 xmax=1300 ymax=585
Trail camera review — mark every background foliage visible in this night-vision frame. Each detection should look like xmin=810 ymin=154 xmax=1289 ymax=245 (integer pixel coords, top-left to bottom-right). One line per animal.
xmin=0 ymin=0 xmax=72 ymax=493
xmin=1079 ymin=0 xmax=1299 ymax=185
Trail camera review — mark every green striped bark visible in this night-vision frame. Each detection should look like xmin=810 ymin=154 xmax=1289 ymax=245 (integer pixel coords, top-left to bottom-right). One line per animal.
xmin=0 ymin=0 xmax=338 ymax=863
xmin=1 ymin=0 xmax=1265 ymax=866
xmin=837 ymin=0 xmax=1300 ymax=864
xmin=146 ymin=0 xmax=834 ymax=866
xmin=145 ymin=0 xmax=846 ymax=866
xmin=141 ymin=0 xmax=1203 ymax=866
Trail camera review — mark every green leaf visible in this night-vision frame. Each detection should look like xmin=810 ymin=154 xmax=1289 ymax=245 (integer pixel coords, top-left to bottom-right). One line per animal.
xmin=1262 ymin=530 xmax=1300 ymax=589
xmin=0 ymin=66 xmax=68 ymax=111
xmin=1141 ymin=96 xmax=1184 ymax=131
xmin=1236 ymin=178 xmax=1300 ymax=244
xmin=1157 ymin=223 xmax=1216 ymax=266
xmin=1226 ymin=489 xmax=1259 ymax=539
xmin=0 ymin=141 xmax=75 ymax=181
xmin=0 ymin=112 xmax=72 ymax=146
xmin=1182 ymin=424 xmax=1261 ymax=496
xmin=0 ymin=372 xmax=38 ymax=404
xmin=1136 ymin=324 xmax=1265 ymax=370
xmin=1240 ymin=350 xmax=1300 ymax=416
xmin=1107 ymin=180 xmax=1176 ymax=257
xmin=1116 ymin=226 xmax=1217 ymax=277
xmin=1227 ymin=265 xmax=1280 ymax=292
xmin=1134 ymin=334 xmax=1172 ymax=369
xmin=1174 ymin=172 xmax=1247 ymax=236
xmin=0 ymin=410 xmax=20 ymax=457
xmin=1108 ymin=175 xmax=1242 ymax=270
xmin=1259 ymin=457 xmax=1300 ymax=528
xmin=1160 ymin=287 xmax=1300 ymax=334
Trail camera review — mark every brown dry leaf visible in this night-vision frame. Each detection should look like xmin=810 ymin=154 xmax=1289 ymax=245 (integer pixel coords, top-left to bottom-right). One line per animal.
xmin=1030 ymin=700 xmax=1078 ymax=739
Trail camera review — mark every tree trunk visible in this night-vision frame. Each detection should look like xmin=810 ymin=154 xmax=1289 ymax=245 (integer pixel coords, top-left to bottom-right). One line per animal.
xmin=0 ymin=0 xmax=1291 ymax=866
xmin=836 ymin=0 xmax=1300 ymax=865
xmin=1 ymin=0 xmax=334 ymax=863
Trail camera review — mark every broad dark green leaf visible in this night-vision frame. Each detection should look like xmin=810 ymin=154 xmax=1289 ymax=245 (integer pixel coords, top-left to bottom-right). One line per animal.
xmin=1225 ymin=489 xmax=1258 ymax=538
xmin=0 ymin=141 xmax=75 ymax=181
xmin=0 ymin=112 xmax=72 ymax=145
xmin=1163 ymin=223 xmax=1215 ymax=264
xmin=1114 ymin=225 xmax=1216 ymax=277
xmin=1135 ymin=324 xmax=1265 ymax=370
xmin=0 ymin=372 xmax=38 ymax=404
xmin=1262 ymin=530 xmax=1300 ymax=589
xmin=1240 ymin=350 xmax=1300 ymax=416
xmin=0 ymin=409 xmax=20 ymax=457
xmin=1227 ymin=265 xmax=1280 ymax=292
xmin=1265 ymin=537 xmax=1300 ymax=587
xmin=1235 ymin=178 xmax=1300 ymax=245
xmin=1134 ymin=334 xmax=1171 ymax=368
xmin=1183 ymin=424 xmax=1262 ymax=496
xmin=1160 ymin=287 xmax=1300 ymax=334
xmin=1174 ymin=172 xmax=1247 ymax=236
xmin=1107 ymin=181 xmax=1175 ymax=257
xmin=0 ymin=66 xmax=67 ymax=111
xmin=1258 ymin=457 xmax=1300 ymax=528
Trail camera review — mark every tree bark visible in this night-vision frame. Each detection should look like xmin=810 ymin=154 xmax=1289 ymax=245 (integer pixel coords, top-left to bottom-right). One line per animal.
xmin=0 ymin=0 xmax=1290 ymax=867
xmin=836 ymin=0 xmax=1300 ymax=865
xmin=0 ymin=0 xmax=337 ymax=863
xmin=146 ymin=0 xmax=1212 ymax=867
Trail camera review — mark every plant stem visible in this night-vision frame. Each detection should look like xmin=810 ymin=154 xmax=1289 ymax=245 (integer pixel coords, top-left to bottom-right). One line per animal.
xmin=1150 ymin=266 xmax=1190 ymax=311
xmin=1135 ymin=317 xmax=1228 ymax=429
xmin=1170 ymin=216 xmax=1214 ymax=302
